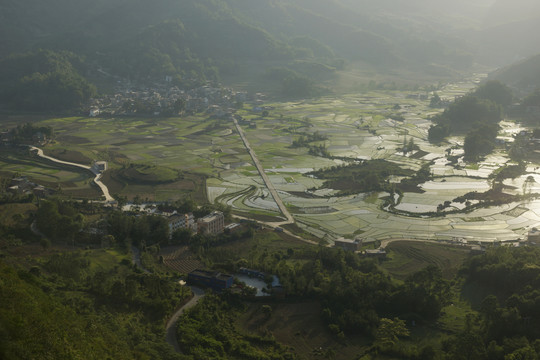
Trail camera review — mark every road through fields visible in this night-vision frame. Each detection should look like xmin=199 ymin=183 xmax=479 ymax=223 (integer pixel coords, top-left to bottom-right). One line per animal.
xmin=232 ymin=117 xmax=294 ymax=227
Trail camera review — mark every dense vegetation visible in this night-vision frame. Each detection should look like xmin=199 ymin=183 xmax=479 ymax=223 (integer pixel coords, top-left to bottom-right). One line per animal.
xmin=308 ymin=159 xmax=432 ymax=195
xmin=177 ymin=294 xmax=297 ymax=359
xmin=6 ymin=192 xmax=540 ymax=359
xmin=2 ymin=0 xmax=514 ymax=103
xmin=178 ymin=235 xmax=540 ymax=359
xmin=36 ymin=199 xmax=85 ymax=242
xmin=6 ymin=122 xmax=54 ymax=144
xmin=428 ymin=81 xmax=513 ymax=160
xmin=0 ymin=253 xmax=188 ymax=360
xmin=491 ymin=53 xmax=540 ymax=94
xmin=450 ymin=247 xmax=540 ymax=359
xmin=0 ymin=49 xmax=96 ymax=111
xmin=523 ymin=88 xmax=540 ymax=106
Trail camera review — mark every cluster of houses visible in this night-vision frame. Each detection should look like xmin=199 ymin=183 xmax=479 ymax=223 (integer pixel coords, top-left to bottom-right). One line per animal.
xmin=5 ymin=176 xmax=54 ymax=198
xmin=333 ymin=237 xmax=387 ymax=258
xmin=167 ymin=209 xmax=239 ymax=238
xmin=166 ymin=210 xmax=231 ymax=237
xmin=162 ymin=209 xmax=226 ymax=237
xmin=0 ymin=130 xmax=10 ymax=147
xmin=86 ymin=80 xmax=266 ymax=118
xmin=1 ymin=129 xmax=49 ymax=147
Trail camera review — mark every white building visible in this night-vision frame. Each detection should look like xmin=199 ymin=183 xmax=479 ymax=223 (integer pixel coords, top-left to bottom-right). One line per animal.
xmin=168 ymin=213 xmax=196 ymax=238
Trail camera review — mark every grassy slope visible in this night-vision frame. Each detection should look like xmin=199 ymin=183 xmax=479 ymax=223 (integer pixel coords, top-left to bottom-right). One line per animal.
xmin=381 ymin=241 xmax=472 ymax=280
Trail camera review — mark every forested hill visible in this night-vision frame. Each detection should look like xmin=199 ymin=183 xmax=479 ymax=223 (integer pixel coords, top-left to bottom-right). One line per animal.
xmin=489 ymin=54 xmax=540 ymax=95
xmin=2 ymin=0 xmax=538 ymax=99
xmin=0 ymin=0 xmax=487 ymax=88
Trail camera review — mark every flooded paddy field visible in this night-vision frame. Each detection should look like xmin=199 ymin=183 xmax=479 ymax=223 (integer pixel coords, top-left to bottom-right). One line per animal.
xmin=212 ymin=73 xmax=540 ymax=243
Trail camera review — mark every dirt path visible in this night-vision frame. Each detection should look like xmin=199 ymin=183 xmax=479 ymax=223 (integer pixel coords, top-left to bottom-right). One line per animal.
xmin=130 ymin=245 xmax=204 ymax=353
xmin=232 ymin=117 xmax=294 ymax=227
xmin=165 ymin=286 xmax=205 ymax=353
xmin=30 ymin=146 xmax=114 ymax=202
xmin=131 ymin=246 xmax=151 ymax=274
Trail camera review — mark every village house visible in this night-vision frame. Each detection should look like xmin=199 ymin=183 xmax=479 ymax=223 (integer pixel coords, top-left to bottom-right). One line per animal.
xmin=93 ymin=161 xmax=108 ymax=173
xmin=89 ymin=108 xmax=100 ymax=117
xmin=168 ymin=212 xmax=196 ymax=238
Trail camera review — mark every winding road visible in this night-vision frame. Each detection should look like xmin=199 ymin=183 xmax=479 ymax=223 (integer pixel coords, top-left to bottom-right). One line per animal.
xmin=30 ymin=146 xmax=114 ymax=202
xmin=232 ymin=117 xmax=294 ymax=227
xmin=165 ymin=286 xmax=205 ymax=352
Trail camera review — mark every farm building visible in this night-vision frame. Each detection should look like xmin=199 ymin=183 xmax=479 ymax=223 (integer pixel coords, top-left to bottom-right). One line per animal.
xmin=334 ymin=237 xmax=362 ymax=252
xmin=188 ymin=269 xmax=233 ymax=291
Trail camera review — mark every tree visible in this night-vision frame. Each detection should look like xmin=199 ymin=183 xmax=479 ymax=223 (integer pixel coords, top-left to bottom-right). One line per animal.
xmin=0 ymin=49 xmax=96 ymax=111
xmin=428 ymin=123 xmax=450 ymax=143
xmin=433 ymin=95 xmax=502 ymax=132
xmin=473 ymin=80 xmax=514 ymax=107
xmin=282 ymin=74 xmax=316 ymax=98
xmin=375 ymin=318 xmax=410 ymax=347
xmin=430 ymin=93 xmax=442 ymax=107
xmin=463 ymin=123 xmax=499 ymax=161
xmin=523 ymin=175 xmax=535 ymax=195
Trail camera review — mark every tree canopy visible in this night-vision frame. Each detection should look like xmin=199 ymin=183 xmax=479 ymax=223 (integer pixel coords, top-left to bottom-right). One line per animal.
xmin=472 ymin=80 xmax=514 ymax=107
xmin=0 ymin=49 xmax=96 ymax=111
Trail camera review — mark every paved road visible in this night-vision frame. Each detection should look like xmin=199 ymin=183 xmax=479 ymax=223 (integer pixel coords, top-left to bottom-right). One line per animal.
xmin=30 ymin=146 xmax=114 ymax=202
xmin=379 ymin=237 xmax=455 ymax=249
xmin=232 ymin=118 xmax=294 ymax=226
xmin=232 ymin=213 xmax=319 ymax=246
xmin=165 ymin=286 xmax=205 ymax=353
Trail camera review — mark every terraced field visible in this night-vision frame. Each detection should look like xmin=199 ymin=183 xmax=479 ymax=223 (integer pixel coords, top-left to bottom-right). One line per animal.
xmin=160 ymin=246 xmax=203 ymax=274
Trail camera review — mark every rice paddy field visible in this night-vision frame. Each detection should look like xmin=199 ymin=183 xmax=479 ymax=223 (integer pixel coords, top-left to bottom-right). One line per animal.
xmin=3 ymin=73 xmax=540 ymax=242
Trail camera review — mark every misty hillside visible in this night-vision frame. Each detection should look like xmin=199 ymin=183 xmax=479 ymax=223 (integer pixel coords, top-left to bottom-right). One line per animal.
xmin=1 ymin=0 xmax=539 ymax=91
xmin=490 ymin=54 xmax=540 ymax=95
xmin=474 ymin=0 xmax=540 ymax=65
xmin=0 ymin=0 xmax=483 ymax=87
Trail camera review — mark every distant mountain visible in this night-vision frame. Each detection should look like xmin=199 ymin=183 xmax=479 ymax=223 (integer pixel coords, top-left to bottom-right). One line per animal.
xmin=474 ymin=0 xmax=540 ymax=66
xmin=483 ymin=0 xmax=540 ymax=27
